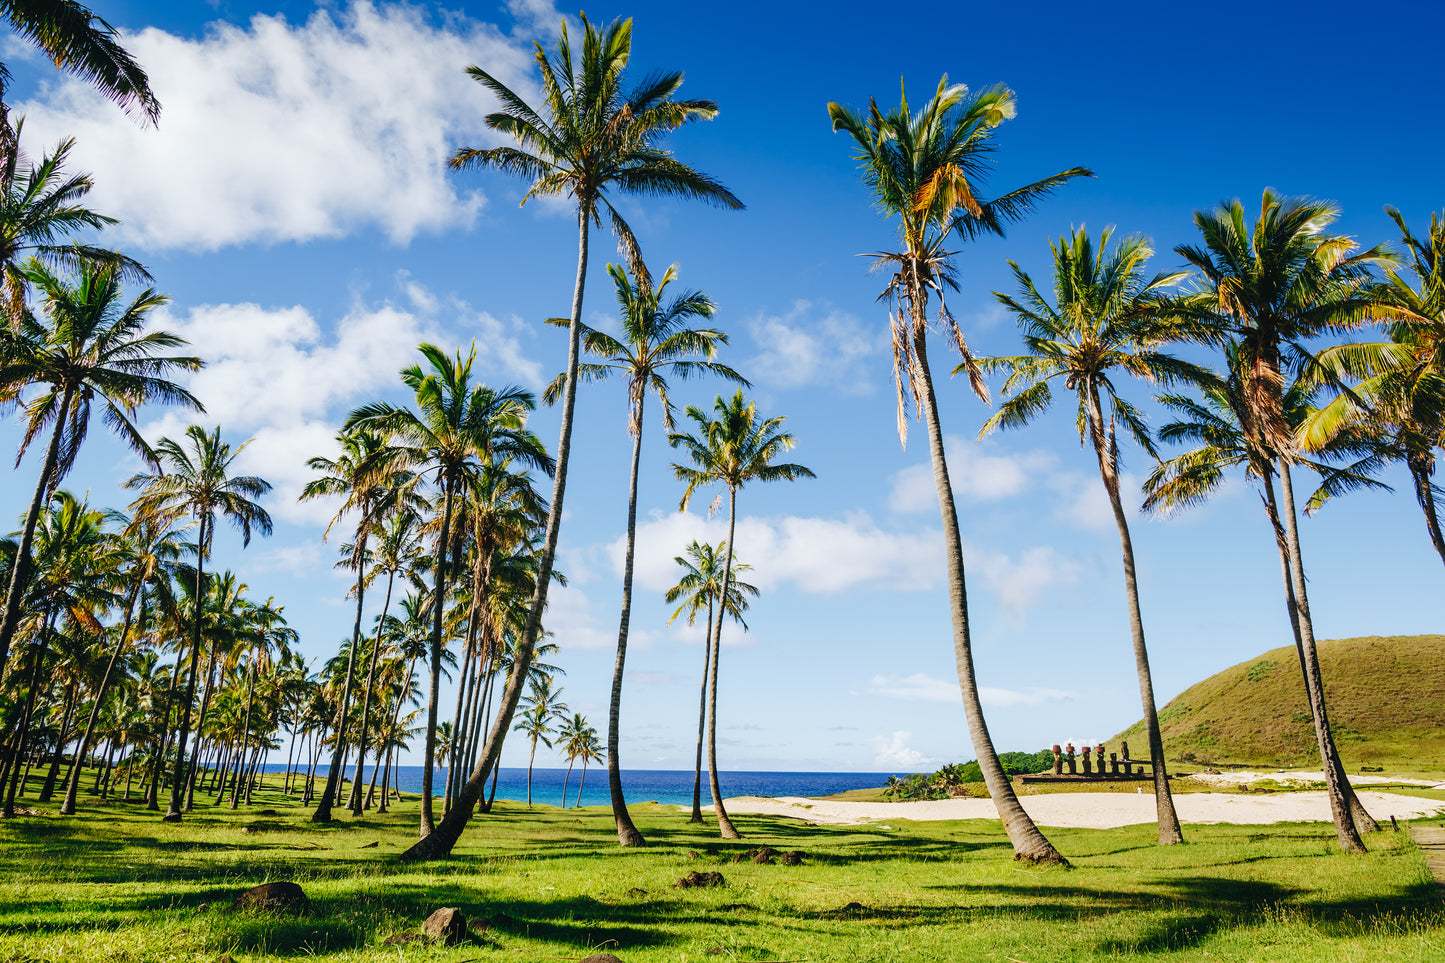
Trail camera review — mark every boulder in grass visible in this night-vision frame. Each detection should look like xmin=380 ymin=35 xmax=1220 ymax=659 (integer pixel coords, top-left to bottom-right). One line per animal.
xmin=675 ymin=870 xmax=726 ymax=889
xmin=781 ymin=850 xmax=805 ymax=866
xmin=232 ymin=881 xmax=310 ymax=914
xmin=423 ymin=907 xmax=468 ymax=945
xmin=751 ymin=852 xmax=774 ymax=865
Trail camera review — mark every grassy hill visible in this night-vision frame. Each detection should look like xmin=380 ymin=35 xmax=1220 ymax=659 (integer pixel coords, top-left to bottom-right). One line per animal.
xmin=1112 ymin=634 xmax=1445 ymax=770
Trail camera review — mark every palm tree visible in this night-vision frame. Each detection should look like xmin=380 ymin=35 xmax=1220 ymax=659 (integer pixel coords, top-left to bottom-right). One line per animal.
xmin=670 ymin=391 xmax=812 ymax=838
xmin=411 ymin=12 xmax=743 ymax=863
xmin=827 ymin=76 xmax=1088 ymax=864
xmin=1142 ymin=348 xmax=1383 ymax=835
xmin=1299 ymin=207 xmax=1445 ymax=568
xmin=1173 ymin=191 xmax=1395 ymax=852
xmin=0 ymin=257 xmax=198 ymax=678
xmin=0 ymin=0 xmax=160 ymax=174
xmin=125 ymin=425 xmax=272 ymax=821
xmin=557 ymin=712 xmax=589 ymax=808
xmin=513 ymin=675 xmax=567 ymax=808
xmin=664 ymin=539 xmax=757 ymax=823
xmin=979 ymin=226 xmax=1196 ymax=845
xmin=573 ymin=724 xmax=603 ymax=809
xmin=347 ymin=342 xmax=549 ymax=837
xmin=299 ymin=428 xmax=412 ymax=821
xmin=543 ymin=259 xmax=746 ymax=845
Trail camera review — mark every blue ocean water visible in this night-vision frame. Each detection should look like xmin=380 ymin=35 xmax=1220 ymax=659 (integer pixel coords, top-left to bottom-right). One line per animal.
xmin=263 ymin=764 xmax=896 ymax=808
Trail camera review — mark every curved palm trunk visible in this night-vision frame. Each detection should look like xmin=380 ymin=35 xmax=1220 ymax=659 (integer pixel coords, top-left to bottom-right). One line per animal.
xmin=607 ymin=396 xmax=647 ymax=846
xmin=690 ymin=600 xmax=715 ymax=823
xmin=400 ymin=202 xmax=590 ymax=862
xmin=525 ymin=735 xmax=538 ymax=807
xmin=379 ymin=655 xmax=417 ymax=813
xmin=0 ymin=385 xmax=73 ymax=679
xmin=1085 ymin=386 xmax=1181 ymax=845
xmin=1407 ymin=457 xmax=1445 ymax=570
xmin=230 ymin=662 xmax=258 ymax=809
xmin=164 ymin=520 xmax=208 ymax=822
xmin=349 ymin=570 xmax=396 ymax=814
xmin=62 ymin=580 xmax=143 ymax=814
xmin=4 ymin=612 xmax=56 ymax=815
xmin=419 ymin=484 xmax=456 ymax=837
xmin=561 ymin=757 xmax=575 ymax=808
xmin=39 ymin=688 xmax=76 ymax=801
xmin=1274 ymin=464 xmax=1369 ymax=850
xmin=912 ymin=331 xmax=1065 ymax=864
xmin=576 ymin=757 xmax=588 ymax=808
xmin=315 ymin=524 xmax=370 ymax=822
xmin=707 ymin=492 xmax=741 ymax=839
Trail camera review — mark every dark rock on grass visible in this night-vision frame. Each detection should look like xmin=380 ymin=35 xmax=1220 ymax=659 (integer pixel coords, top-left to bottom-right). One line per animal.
xmin=842 ymin=901 xmax=867 ymax=912
xmin=751 ymin=852 xmax=774 ymax=865
xmin=232 ymin=881 xmax=311 ymax=914
xmin=755 ymin=846 xmax=780 ymax=858
xmin=423 ymin=907 xmax=468 ymax=945
xmin=360 ymin=840 xmax=379 ymax=848
xmin=579 ymin=955 xmax=624 ymax=963
xmin=781 ymin=850 xmax=805 ymax=865
xmin=675 ymin=870 xmax=726 ymax=889
xmin=687 ymin=850 xmax=700 ymax=859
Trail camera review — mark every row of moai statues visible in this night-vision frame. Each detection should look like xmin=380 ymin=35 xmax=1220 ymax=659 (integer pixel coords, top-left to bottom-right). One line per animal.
xmin=1051 ymin=740 xmax=1141 ymax=776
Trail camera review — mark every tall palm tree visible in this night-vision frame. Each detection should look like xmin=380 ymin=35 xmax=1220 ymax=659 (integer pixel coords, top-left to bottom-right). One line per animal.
xmin=980 ymin=226 xmax=1196 ymax=845
xmin=664 ymin=539 xmax=757 ymax=823
xmin=670 ymin=391 xmax=812 ymax=838
xmin=347 ymin=342 xmax=549 ymax=837
xmin=125 ymin=425 xmax=272 ymax=821
xmin=557 ymin=711 xmax=588 ymax=808
xmin=1173 ymin=191 xmax=1394 ymax=852
xmin=827 ymin=76 xmax=1088 ymax=864
xmin=514 ymin=675 xmax=567 ymax=808
xmin=299 ymin=428 xmax=412 ymax=822
xmin=1299 ymin=207 xmax=1445 ymax=568
xmin=411 ymin=12 xmax=743 ymax=863
xmin=0 ymin=0 xmax=160 ymax=174
xmin=0 ymin=257 xmax=198 ymax=678
xmin=572 ymin=723 xmax=603 ymax=809
xmin=1142 ymin=348 xmax=1383 ymax=835
xmin=543 ymin=259 xmax=745 ymax=845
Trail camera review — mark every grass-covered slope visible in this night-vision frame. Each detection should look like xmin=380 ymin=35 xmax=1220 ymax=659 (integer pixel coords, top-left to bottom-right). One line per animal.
xmin=1114 ymin=635 xmax=1445 ymax=769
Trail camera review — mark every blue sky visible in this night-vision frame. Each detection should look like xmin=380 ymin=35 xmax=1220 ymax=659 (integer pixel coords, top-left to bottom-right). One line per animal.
xmin=2 ymin=0 xmax=1441 ymax=774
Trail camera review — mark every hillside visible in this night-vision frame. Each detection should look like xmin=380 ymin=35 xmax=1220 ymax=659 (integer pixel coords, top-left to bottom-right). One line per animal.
xmin=1112 ymin=634 xmax=1445 ymax=769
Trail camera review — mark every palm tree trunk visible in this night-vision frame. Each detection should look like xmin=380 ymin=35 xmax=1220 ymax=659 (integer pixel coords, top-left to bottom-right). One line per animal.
xmin=1276 ymin=459 xmax=1365 ymax=852
xmin=380 ymin=656 xmax=416 ymax=812
xmin=349 ymin=569 xmax=395 ymax=814
xmin=576 ymin=758 xmax=588 ymax=808
xmin=400 ymin=201 xmax=590 ymax=862
xmin=1407 ymin=456 xmax=1445 ymax=570
xmin=1264 ymin=469 xmax=1377 ymax=835
xmin=39 ymin=686 xmax=76 ymax=802
xmin=230 ymin=662 xmax=257 ymax=809
xmin=607 ymin=397 xmax=648 ymax=846
xmin=911 ymin=329 xmax=1066 ymax=864
xmin=315 ymin=524 xmax=370 ymax=822
xmin=562 ymin=758 xmax=575 ymax=808
xmin=444 ymin=635 xmax=475 ymax=810
xmin=4 ymin=612 xmax=55 ymax=816
xmin=165 ymin=523 xmax=207 ymax=822
xmin=1085 ymin=385 xmax=1181 ymax=845
xmin=708 ymin=490 xmax=741 ymax=839
xmin=62 ymin=579 xmax=143 ymax=814
xmin=419 ymin=483 xmax=456 ymax=837
xmin=690 ymin=600 xmax=714 ymax=824
xmin=526 ymin=736 xmax=537 ymax=807
xmin=184 ymin=643 xmax=223 ymax=812
xmin=0 ymin=385 xmax=73 ymax=679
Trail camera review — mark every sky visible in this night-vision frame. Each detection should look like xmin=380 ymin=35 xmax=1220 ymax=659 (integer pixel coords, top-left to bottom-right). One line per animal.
xmin=2 ymin=0 xmax=1441 ymax=775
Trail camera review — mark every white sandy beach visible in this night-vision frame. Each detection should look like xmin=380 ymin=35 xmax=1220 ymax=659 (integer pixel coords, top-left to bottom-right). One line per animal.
xmin=710 ymin=789 xmax=1445 ymax=829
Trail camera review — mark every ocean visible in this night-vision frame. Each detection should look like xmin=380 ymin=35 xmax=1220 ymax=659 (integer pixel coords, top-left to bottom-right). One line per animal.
xmin=263 ymin=764 xmax=896 ymax=808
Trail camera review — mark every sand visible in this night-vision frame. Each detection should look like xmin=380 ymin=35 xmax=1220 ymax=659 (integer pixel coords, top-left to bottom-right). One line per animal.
xmin=711 ymin=789 xmax=1445 ymax=829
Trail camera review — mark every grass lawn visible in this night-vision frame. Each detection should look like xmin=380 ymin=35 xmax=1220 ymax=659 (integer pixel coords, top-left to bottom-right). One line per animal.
xmin=1 ymin=773 xmax=1443 ymax=962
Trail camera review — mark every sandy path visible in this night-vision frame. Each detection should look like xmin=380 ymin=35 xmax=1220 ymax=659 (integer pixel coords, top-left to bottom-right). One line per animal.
xmin=710 ymin=790 xmax=1445 ymax=829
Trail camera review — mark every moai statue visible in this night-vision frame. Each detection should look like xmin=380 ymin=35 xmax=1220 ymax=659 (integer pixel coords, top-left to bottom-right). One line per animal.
xmin=1052 ymin=744 xmax=1063 ymax=776
xmin=1120 ymin=740 xmax=1132 ymax=776
xmin=1109 ymin=751 xmax=1119 ymax=775
xmin=1081 ymin=745 xmax=1092 ymax=775
xmin=1096 ymin=744 xmax=1106 ymax=773
xmin=1066 ymin=743 xmax=1077 ymax=775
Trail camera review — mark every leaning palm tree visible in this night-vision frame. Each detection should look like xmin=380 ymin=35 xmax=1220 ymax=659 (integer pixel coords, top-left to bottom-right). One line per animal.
xmin=544 ymin=259 xmax=746 ymax=845
xmin=514 ymin=675 xmax=567 ymax=808
xmin=1173 ymin=191 xmax=1395 ymax=852
xmin=827 ymin=76 xmax=1088 ymax=864
xmin=572 ymin=724 xmax=603 ymax=809
xmin=980 ymin=226 xmax=1196 ymax=845
xmin=0 ymin=257 xmax=198 ymax=678
xmin=557 ymin=712 xmax=588 ymax=807
xmin=0 ymin=0 xmax=160 ymax=174
xmin=669 ymin=391 xmax=812 ymax=838
xmin=408 ymin=12 xmax=744 ymax=863
xmin=664 ymin=539 xmax=757 ymax=823
xmin=346 ymin=342 xmax=550 ymax=837
xmin=125 ymin=425 xmax=272 ymax=821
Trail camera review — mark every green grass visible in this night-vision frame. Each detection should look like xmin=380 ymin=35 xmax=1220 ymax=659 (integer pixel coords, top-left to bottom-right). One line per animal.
xmin=1113 ymin=634 xmax=1445 ymax=769
xmin=1 ymin=773 xmax=1443 ymax=961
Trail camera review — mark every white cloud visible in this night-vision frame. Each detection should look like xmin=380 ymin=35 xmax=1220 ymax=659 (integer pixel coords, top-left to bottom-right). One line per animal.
xmin=871 ymin=731 xmax=937 ymax=771
xmin=745 ymin=300 xmax=886 ymax=394
xmin=889 ymin=440 xmax=1055 ymax=512
xmin=1048 ymin=470 xmax=1143 ymax=532
xmin=870 ymin=672 xmax=957 ymax=702
xmin=971 ymin=545 xmax=1081 ymax=613
xmin=17 ymin=2 xmax=544 ymax=250
xmin=980 ymin=686 xmax=1077 ymax=708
